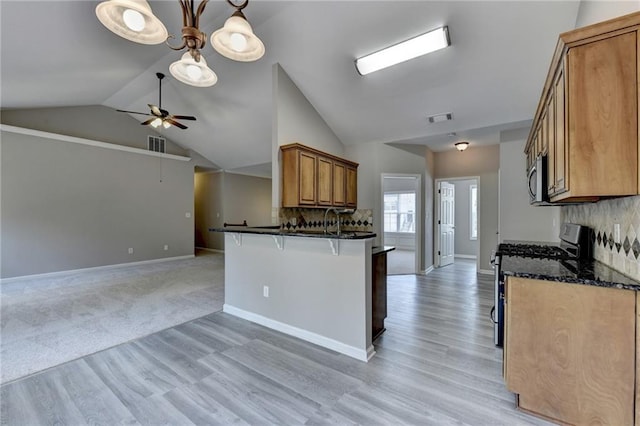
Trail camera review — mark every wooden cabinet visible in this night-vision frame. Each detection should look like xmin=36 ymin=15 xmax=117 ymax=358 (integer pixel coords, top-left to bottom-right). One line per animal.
xmin=346 ymin=165 xmax=357 ymax=208
xmin=524 ymin=12 xmax=639 ymax=203
xmin=332 ymin=162 xmax=346 ymax=206
xmin=281 ymin=143 xmax=359 ymax=208
xmin=317 ymin=156 xmax=333 ymax=206
xmin=504 ymin=277 xmax=635 ymax=425
xmin=552 ymin=66 xmax=567 ymax=195
xmin=372 ymin=250 xmax=388 ymax=341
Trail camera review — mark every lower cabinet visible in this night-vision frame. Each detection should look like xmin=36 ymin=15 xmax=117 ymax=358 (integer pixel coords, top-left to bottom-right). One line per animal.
xmin=372 ymin=250 xmax=388 ymax=340
xmin=504 ymin=277 xmax=635 ymax=425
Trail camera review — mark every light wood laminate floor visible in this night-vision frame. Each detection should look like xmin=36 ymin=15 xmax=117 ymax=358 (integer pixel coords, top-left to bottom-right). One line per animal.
xmin=0 ymin=259 xmax=551 ymax=425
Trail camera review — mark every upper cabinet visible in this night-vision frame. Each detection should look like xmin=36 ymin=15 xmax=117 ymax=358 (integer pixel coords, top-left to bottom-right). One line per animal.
xmin=524 ymin=12 xmax=640 ymax=203
xmin=281 ymin=143 xmax=359 ymax=208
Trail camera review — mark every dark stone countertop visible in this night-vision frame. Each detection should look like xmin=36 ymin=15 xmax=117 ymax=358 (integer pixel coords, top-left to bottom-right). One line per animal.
xmin=501 ymin=255 xmax=640 ymax=290
xmin=210 ymin=226 xmax=376 ymax=240
xmin=372 ymin=246 xmax=395 ymax=255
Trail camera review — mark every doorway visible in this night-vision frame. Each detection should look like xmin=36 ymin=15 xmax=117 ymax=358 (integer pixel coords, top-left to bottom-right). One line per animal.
xmin=381 ymin=174 xmax=421 ymax=275
xmin=435 ymin=177 xmax=480 ymax=270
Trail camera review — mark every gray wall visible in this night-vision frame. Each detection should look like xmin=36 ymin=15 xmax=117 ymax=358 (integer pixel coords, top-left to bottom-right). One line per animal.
xmin=453 ymin=179 xmax=478 ymax=257
xmin=346 ymin=143 xmax=432 ymax=271
xmin=272 ymin=63 xmax=346 ymax=208
xmin=1 ymin=129 xmax=194 ymax=279
xmin=499 ymin=140 xmax=560 ymax=243
xmin=1 ymin=105 xmax=189 ymax=157
xmin=434 ymin=145 xmax=500 ymax=272
xmin=574 ymin=1 xmax=639 ymax=28
xmin=195 ymin=171 xmax=272 ymax=251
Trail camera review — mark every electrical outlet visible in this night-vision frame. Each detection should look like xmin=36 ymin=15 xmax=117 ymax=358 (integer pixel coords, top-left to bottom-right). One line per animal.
xmin=164 ymin=245 xmax=169 ymax=251
xmin=263 ymin=285 xmax=269 ymax=298
xmin=614 ymin=224 xmax=621 ymax=244
xmin=128 ymin=248 xmax=134 ymax=254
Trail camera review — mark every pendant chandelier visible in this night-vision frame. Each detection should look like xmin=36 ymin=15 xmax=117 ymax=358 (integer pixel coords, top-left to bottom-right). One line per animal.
xmin=96 ymin=0 xmax=265 ymax=87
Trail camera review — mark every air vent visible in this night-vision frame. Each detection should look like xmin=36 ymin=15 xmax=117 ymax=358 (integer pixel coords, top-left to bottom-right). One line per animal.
xmin=148 ymin=135 xmax=166 ymax=153
xmin=427 ymin=112 xmax=453 ymax=123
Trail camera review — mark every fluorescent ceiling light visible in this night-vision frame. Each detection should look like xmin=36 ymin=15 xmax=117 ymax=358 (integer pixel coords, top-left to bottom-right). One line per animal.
xmin=355 ymin=26 xmax=450 ymax=76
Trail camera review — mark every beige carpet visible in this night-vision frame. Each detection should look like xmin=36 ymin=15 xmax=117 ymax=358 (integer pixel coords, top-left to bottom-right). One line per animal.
xmin=0 ymin=250 xmax=224 ymax=384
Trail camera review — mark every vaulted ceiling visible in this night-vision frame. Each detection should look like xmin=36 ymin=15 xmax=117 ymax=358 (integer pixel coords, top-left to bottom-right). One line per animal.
xmin=1 ymin=1 xmax=583 ymax=173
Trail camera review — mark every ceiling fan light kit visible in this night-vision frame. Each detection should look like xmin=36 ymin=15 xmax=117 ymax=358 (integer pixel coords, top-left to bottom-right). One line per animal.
xmin=96 ymin=0 xmax=264 ymax=87
xmin=355 ymin=26 xmax=450 ymax=75
xmin=117 ymin=72 xmax=197 ymax=130
xmin=95 ymin=0 xmax=168 ymax=45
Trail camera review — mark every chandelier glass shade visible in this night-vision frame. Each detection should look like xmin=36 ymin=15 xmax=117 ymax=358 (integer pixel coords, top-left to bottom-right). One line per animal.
xmin=96 ymin=0 xmax=264 ymax=87
xmin=169 ymin=52 xmax=218 ymax=87
xmin=96 ymin=0 xmax=168 ymax=45
xmin=210 ymin=13 xmax=265 ymax=62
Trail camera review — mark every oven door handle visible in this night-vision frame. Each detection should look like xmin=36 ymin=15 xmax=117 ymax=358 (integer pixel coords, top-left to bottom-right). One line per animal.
xmin=490 ymin=306 xmax=497 ymax=324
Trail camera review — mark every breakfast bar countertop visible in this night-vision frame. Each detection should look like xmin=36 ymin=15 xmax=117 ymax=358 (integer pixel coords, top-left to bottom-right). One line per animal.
xmin=210 ymin=226 xmax=376 ymax=240
xmin=501 ymin=255 xmax=640 ymax=290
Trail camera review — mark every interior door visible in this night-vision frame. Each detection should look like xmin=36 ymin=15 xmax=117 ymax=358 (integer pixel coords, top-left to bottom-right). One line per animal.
xmin=439 ymin=181 xmax=455 ymax=267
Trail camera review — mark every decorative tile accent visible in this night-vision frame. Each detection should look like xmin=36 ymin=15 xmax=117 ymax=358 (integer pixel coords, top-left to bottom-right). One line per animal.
xmin=562 ymin=195 xmax=640 ymax=281
xmin=623 ymin=236 xmax=631 ymax=256
xmin=278 ymin=207 xmax=373 ymax=233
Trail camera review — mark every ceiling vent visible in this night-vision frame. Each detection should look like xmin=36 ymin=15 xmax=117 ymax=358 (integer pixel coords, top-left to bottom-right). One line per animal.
xmin=148 ymin=135 xmax=166 ymax=153
xmin=427 ymin=112 xmax=453 ymax=123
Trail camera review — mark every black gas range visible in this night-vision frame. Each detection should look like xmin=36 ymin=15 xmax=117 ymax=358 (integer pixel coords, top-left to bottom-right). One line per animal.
xmin=491 ymin=223 xmax=593 ymax=347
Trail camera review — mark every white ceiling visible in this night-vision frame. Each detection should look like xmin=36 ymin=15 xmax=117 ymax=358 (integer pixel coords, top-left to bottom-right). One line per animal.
xmin=1 ymin=0 xmax=583 ymax=172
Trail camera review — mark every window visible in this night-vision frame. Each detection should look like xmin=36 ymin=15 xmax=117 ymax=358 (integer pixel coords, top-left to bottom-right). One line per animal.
xmin=383 ymin=192 xmax=415 ymax=233
xmin=470 ymin=184 xmax=478 ymax=240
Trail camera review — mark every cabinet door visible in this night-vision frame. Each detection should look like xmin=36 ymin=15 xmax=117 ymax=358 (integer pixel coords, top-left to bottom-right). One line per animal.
xmin=567 ymin=32 xmax=637 ymax=196
xmin=317 ymin=157 xmax=333 ymax=206
xmin=346 ymin=166 xmax=357 ymax=207
xmin=538 ymin=117 xmax=545 ymax=157
xmin=298 ymin=151 xmax=317 ymax=205
xmin=333 ymin=162 xmax=346 ymax=206
xmin=546 ymin=90 xmax=556 ymax=194
xmin=554 ymin=66 xmax=567 ymax=195
xmin=505 ymin=277 xmax=635 ymax=425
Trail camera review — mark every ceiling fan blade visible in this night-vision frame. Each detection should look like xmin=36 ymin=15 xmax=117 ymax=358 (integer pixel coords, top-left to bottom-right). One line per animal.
xmin=149 ymin=104 xmax=162 ymax=117
xmin=165 ymin=118 xmax=188 ymax=129
xmin=141 ymin=118 xmax=157 ymax=126
xmin=117 ymin=109 xmax=153 ymax=116
xmin=171 ymin=115 xmax=197 ymax=121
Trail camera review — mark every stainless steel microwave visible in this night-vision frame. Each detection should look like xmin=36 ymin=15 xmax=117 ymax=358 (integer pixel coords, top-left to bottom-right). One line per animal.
xmin=528 ymin=155 xmax=549 ymax=205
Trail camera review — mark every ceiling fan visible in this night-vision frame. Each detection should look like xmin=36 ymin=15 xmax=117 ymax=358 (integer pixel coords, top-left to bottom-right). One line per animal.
xmin=117 ymin=73 xmax=196 ymax=129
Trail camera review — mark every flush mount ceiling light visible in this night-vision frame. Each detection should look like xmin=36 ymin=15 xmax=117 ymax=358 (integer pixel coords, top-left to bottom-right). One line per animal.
xmin=355 ymin=26 xmax=450 ymax=76
xmin=455 ymin=141 xmax=470 ymax=151
xmin=96 ymin=0 xmax=264 ymax=87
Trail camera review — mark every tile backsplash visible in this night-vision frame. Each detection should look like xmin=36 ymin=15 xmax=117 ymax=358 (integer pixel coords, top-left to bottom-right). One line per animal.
xmin=562 ymin=195 xmax=640 ymax=281
xmin=278 ymin=208 xmax=373 ymax=232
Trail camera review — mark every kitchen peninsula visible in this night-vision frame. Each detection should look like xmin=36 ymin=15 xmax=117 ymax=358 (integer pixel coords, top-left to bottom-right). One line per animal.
xmin=211 ymin=226 xmax=380 ymax=361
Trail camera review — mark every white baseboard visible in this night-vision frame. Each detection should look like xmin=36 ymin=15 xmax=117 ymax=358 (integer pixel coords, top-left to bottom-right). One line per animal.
xmin=223 ymin=304 xmax=372 ymax=362
xmin=454 ymin=254 xmax=477 ymax=259
xmin=478 ymin=269 xmax=494 ymax=275
xmin=0 ymin=255 xmax=195 ymax=284
xmin=196 ymin=247 xmax=224 ymax=254
xmin=422 ymin=265 xmax=435 ymax=275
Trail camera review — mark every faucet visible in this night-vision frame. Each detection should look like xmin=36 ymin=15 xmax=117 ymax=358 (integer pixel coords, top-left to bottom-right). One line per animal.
xmin=324 ymin=208 xmax=355 ymax=235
